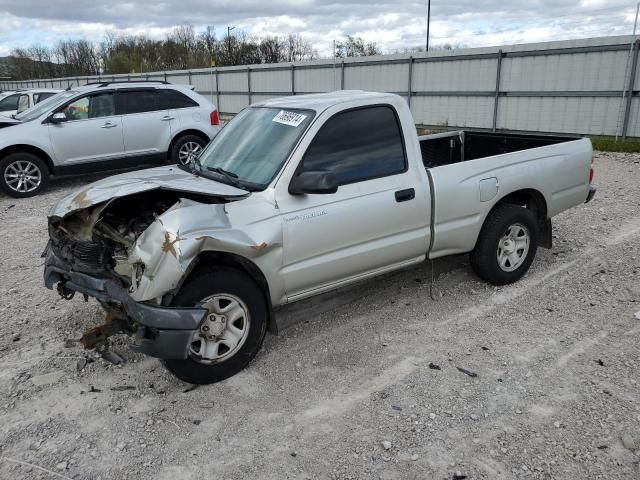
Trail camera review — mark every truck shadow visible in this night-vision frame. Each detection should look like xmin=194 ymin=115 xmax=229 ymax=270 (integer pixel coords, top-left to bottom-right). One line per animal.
xmin=274 ymin=254 xmax=470 ymax=333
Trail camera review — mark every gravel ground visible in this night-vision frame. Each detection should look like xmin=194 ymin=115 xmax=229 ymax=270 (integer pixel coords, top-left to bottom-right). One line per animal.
xmin=0 ymin=152 xmax=639 ymax=480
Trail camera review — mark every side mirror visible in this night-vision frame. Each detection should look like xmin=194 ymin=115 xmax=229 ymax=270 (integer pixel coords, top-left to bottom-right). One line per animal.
xmin=49 ymin=112 xmax=67 ymax=124
xmin=289 ymin=170 xmax=338 ymax=195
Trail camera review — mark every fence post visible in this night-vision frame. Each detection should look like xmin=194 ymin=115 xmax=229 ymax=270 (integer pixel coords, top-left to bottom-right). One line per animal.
xmin=622 ymin=39 xmax=640 ymax=139
xmin=188 ymin=70 xmax=192 ymax=86
xmin=492 ymin=50 xmax=504 ymax=132
xmin=291 ymin=64 xmax=295 ymax=95
xmin=407 ymin=56 xmax=413 ymax=108
xmin=341 ymin=61 xmax=345 ymax=90
xmin=247 ymin=67 xmax=252 ymax=105
xmin=215 ymin=69 xmax=220 ymax=111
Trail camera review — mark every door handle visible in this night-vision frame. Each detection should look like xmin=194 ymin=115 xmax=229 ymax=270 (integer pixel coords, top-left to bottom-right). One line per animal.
xmin=101 ymin=122 xmax=117 ymax=128
xmin=161 ymin=115 xmax=175 ymax=121
xmin=395 ymin=188 xmax=415 ymax=202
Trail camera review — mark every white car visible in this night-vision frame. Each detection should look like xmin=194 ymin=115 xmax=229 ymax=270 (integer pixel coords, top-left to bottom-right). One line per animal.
xmin=0 ymin=81 xmax=221 ymax=197
xmin=0 ymin=89 xmax=62 ymax=117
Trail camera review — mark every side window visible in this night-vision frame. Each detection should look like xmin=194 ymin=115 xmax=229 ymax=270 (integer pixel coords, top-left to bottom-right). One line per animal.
xmin=157 ymin=89 xmax=199 ymax=109
xmin=0 ymin=94 xmax=20 ymax=112
xmin=36 ymin=92 xmax=56 ymax=104
xmin=62 ymin=97 xmax=89 ymax=120
xmin=117 ymin=90 xmax=158 ymax=114
xmin=301 ymin=106 xmax=406 ymax=185
xmin=61 ymin=93 xmax=115 ymax=120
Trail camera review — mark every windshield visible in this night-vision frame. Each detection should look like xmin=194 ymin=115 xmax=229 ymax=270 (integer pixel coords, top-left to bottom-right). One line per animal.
xmin=197 ymin=107 xmax=315 ymax=190
xmin=15 ymin=90 xmax=77 ymax=122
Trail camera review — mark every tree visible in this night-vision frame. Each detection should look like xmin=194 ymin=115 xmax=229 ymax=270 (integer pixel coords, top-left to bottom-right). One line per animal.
xmin=334 ymin=36 xmax=381 ymax=58
xmin=285 ymin=34 xmax=317 ymax=62
xmin=5 ymin=28 xmax=322 ymax=79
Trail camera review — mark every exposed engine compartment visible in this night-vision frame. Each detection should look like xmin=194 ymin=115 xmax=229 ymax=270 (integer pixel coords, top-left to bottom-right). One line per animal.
xmin=48 ymin=190 xmax=224 ymax=286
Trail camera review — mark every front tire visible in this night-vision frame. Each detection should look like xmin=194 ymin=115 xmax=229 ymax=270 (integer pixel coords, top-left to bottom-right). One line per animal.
xmin=163 ymin=267 xmax=268 ymax=384
xmin=470 ymin=205 xmax=539 ymax=285
xmin=170 ymin=134 xmax=207 ymax=166
xmin=0 ymin=152 xmax=49 ymax=198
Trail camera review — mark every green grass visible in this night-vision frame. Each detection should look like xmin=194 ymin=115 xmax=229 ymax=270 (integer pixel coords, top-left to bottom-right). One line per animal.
xmin=590 ymin=136 xmax=640 ymax=153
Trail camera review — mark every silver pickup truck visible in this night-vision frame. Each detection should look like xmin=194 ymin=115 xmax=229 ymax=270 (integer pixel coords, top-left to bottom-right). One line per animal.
xmin=43 ymin=91 xmax=596 ymax=384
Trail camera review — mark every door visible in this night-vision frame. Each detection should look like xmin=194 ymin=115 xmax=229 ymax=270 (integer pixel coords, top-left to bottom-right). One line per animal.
xmin=48 ymin=92 xmax=125 ymax=165
xmin=0 ymin=93 xmax=20 ymax=116
xmin=156 ymin=88 xmax=201 ymax=130
xmin=116 ymin=89 xmax=174 ymax=158
xmin=276 ymin=105 xmax=430 ymax=299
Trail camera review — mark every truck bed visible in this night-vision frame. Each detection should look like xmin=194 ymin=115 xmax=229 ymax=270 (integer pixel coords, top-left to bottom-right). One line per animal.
xmin=419 ymin=130 xmax=592 ymax=259
xmin=419 ymin=131 xmax=581 ymax=168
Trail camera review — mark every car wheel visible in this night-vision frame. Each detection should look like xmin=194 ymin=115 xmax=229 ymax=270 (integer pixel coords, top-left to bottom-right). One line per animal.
xmin=170 ymin=134 xmax=207 ymax=166
xmin=0 ymin=152 xmax=49 ymax=198
xmin=162 ymin=267 xmax=268 ymax=384
xmin=470 ymin=204 xmax=539 ymax=285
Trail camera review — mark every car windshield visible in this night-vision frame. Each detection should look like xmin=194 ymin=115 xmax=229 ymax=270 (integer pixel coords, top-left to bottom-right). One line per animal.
xmin=196 ymin=107 xmax=315 ymax=190
xmin=15 ymin=90 xmax=77 ymax=122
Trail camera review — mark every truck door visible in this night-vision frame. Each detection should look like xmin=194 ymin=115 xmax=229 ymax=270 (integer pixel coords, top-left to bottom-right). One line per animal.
xmin=277 ymin=105 xmax=430 ymax=300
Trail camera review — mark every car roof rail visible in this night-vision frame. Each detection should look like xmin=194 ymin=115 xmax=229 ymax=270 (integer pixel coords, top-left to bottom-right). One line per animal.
xmin=83 ymin=80 xmax=171 ymax=88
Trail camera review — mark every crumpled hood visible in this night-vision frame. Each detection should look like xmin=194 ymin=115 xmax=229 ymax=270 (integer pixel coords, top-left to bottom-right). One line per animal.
xmin=50 ymin=165 xmax=249 ymax=218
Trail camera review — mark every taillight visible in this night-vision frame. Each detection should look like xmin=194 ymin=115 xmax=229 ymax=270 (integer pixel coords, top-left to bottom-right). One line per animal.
xmin=210 ymin=110 xmax=219 ymax=126
xmin=589 ymin=155 xmax=595 ymax=184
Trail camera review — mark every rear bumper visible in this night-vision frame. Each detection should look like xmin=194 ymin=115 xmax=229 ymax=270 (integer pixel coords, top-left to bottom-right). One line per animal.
xmin=43 ymin=245 xmax=205 ymax=359
xmin=585 ymin=185 xmax=597 ymax=203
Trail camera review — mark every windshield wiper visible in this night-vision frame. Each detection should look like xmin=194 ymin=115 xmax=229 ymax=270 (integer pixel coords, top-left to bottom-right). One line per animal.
xmin=206 ymin=166 xmax=243 ymax=189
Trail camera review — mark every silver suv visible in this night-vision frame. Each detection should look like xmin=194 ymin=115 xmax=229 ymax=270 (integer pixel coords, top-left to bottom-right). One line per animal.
xmin=0 ymin=81 xmax=221 ymax=197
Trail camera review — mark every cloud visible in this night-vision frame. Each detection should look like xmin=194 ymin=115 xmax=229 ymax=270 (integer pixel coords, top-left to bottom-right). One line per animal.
xmin=0 ymin=0 xmax=638 ymax=57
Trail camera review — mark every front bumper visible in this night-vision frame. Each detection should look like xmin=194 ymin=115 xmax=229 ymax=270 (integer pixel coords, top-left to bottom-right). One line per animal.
xmin=43 ymin=245 xmax=206 ymax=359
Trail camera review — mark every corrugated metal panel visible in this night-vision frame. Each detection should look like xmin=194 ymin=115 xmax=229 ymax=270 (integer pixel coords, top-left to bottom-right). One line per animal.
xmin=251 ymin=69 xmax=292 ymax=92
xmin=625 ymin=97 xmax=640 ymax=137
xmin=412 ymin=58 xmax=497 ymax=91
xmin=501 ymin=50 xmax=629 ymax=91
xmin=218 ymin=94 xmax=249 ymax=113
xmin=170 ymin=74 xmax=192 ymax=86
xmin=411 ymin=96 xmax=494 ymax=128
xmin=497 ymin=96 xmax=622 ymax=135
xmin=294 ymin=67 xmax=340 ymax=92
xmin=190 ymin=72 xmax=214 ymax=92
xmin=218 ymin=71 xmax=247 ymax=91
xmin=344 ymin=63 xmax=408 ymax=91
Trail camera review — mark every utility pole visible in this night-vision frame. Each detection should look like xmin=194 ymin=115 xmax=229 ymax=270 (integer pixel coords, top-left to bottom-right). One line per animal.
xmin=425 ymin=0 xmax=431 ymax=52
xmin=634 ymin=2 xmax=640 ymax=35
xmin=227 ymin=26 xmax=236 ymax=64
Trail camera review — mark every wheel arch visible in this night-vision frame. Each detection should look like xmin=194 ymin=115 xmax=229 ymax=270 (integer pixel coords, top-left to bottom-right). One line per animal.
xmin=0 ymin=144 xmax=55 ymax=174
xmin=168 ymin=129 xmax=211 ymax=154
xmin=175 ymin=250 xmax=277 ymax=334
xmin=477 ymin=188 xmax=550 ymax=249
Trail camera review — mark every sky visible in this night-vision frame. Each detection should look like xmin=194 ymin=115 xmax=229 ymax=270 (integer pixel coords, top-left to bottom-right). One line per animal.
xmin=0 ymin=0 xmax=639 ymax=57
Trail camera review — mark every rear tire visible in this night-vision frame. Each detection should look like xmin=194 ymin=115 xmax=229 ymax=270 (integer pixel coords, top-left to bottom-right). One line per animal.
xmin=162 ymin=267 xmax=268 ymax=384
xmin=0 ymin=152 xmax=49 ymax=198
xmin=170 ymin=134 xmax=208 ymax=166
xmin=470 ymin=204 xmax=538 ymax=285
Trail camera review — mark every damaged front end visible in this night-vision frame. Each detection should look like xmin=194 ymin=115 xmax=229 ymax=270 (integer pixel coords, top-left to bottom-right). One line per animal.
xmin=43 ymin=180 xmax=249 ymax=359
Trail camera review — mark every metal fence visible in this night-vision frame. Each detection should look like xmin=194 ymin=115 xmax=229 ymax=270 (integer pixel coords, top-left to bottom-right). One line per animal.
xmin=2 ymin=35 xmax=640 ymax=138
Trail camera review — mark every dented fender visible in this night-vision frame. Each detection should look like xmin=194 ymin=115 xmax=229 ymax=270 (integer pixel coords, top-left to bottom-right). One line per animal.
xmin=127 ymin=196 xmax=284 ymax=303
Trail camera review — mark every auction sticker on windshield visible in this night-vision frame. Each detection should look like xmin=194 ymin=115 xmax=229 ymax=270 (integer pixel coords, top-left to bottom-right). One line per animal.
xmin=273 ymin=110 xmax=307 ymax=127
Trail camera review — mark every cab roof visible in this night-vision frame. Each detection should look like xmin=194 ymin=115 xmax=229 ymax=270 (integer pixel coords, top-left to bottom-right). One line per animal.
xmin=253 ymin=90 xmax=399 ymax=113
